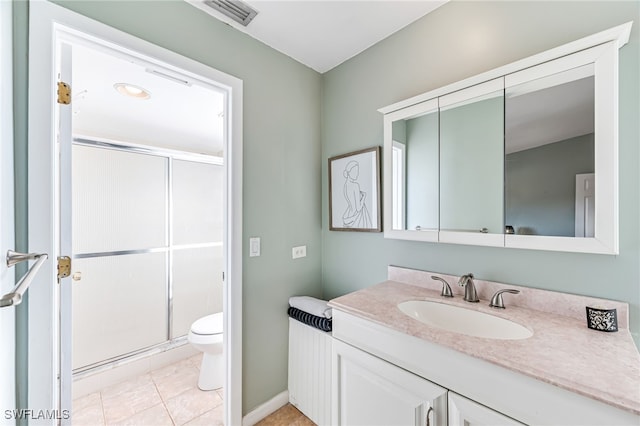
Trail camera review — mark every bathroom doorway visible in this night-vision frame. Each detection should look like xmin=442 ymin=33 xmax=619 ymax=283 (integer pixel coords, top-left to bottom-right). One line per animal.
xmin=27 ymin=2 xmax=243 ymax=425
xmin=68 ymin=41 xmax=226 ymax=375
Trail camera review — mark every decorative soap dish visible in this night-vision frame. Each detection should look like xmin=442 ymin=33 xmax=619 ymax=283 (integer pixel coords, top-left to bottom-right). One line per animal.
xmin=585 ymin=306 xmax=618 ymax=332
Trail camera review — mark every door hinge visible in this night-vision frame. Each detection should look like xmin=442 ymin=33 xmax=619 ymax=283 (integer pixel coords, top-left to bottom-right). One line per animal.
xmin=57 ymin=256 xmax=71 ymax=279
xmin=57 ymin=81 xmax=71 ymax=105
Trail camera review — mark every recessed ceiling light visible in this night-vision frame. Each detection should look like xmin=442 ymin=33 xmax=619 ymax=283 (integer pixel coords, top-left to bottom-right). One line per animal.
xmin=113 ymin=83 xmax=151 ymax=100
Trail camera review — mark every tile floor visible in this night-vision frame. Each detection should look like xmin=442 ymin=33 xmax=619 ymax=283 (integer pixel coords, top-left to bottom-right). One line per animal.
xmin=72 ymin=354 xmax=224 ymax=426
xmin=72 ymin=354 xmax=315 ymax=426
xmin=255 ymin=404 xmax=315 ymax=426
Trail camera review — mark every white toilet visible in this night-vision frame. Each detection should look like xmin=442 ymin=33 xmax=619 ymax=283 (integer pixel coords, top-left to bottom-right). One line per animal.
xmin=188 ymin=312 xmax=224 ymax=390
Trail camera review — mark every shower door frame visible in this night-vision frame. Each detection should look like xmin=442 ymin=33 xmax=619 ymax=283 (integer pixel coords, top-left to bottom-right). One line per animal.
xmin=27 ymin=2 xmax=244 ymax=425
xmin=70 ymin=138 xmax=226 ymax=375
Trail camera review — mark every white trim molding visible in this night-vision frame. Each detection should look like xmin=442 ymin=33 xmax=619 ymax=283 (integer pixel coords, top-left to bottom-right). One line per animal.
xmin=378 ymin=22 xmax=632 ymax=114
xmin=242 ymin=390 xmax=290 ymax=426
xmin=28 ymin=2 xmax=243 ymax=424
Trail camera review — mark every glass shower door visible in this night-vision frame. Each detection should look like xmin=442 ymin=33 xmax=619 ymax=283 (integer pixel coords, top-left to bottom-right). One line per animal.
xmin=171 ymin=159 xmax=224 ymax=338
xmin=71 ymin=144 xmax=168 ymax=371
xmin=71 ymin=143 xmax=224 ymax=372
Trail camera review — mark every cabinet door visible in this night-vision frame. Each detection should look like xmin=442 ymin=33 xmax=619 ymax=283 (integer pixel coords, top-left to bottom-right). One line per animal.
xmin=448 ymin=392 xmax=525 ymax=426
xmin=439 ymin=78 xmax=505 ymax=247
xmin=333 ymin=340 xmax=447 ymax=426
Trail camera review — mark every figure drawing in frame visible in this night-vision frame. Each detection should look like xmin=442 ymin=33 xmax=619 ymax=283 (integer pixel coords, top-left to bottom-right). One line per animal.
xmin=329 ymin=146 xmax=381 ymax=232
xmin=342 ymin=160 xmax=372 ymax=228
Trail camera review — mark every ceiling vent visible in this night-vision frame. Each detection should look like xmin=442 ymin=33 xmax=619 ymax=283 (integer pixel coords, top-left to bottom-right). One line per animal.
xmin=204 ymin=0 xmax=258 ymax=26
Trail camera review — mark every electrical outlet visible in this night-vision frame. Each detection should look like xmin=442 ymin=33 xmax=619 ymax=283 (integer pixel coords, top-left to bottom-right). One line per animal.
xmin=292 ymin=245 xmax=307 ymax=259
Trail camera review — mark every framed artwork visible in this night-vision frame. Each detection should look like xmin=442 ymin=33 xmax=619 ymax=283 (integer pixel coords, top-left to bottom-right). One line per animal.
xmin=329 ymin=146 xmax=381 ymax=232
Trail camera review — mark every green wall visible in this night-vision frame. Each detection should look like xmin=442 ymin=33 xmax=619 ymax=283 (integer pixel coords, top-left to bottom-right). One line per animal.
xmin=405 ymin=111 xmax=439 ymax=231
xmin=12 ymin=0 xmax=29 ymax=419
xmin=440 ymin=94 xmax=504 ymax=234
xmin=506 ymin=134 xmax=595 ymax=237
xmin=24 ymin=0 xmax=323 ymax=414
xmin=321 ymin=1 xmax=640 ymax=345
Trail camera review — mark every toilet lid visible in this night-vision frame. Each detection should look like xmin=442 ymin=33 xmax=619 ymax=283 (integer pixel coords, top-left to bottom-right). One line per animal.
xmin=191 ymin=312 xmax=223 ymax=335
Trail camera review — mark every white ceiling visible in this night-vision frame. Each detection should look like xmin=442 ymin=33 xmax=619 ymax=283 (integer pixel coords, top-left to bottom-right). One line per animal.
xmin=72 ymin=43 xmax=226 ymax=156
xmin=72 ymin=1 xmax=448 ymax=150
xmin=186 ymin=0 xmax=448 ymax=74
xmin=72 ymin=1 xmax=591 ymax=156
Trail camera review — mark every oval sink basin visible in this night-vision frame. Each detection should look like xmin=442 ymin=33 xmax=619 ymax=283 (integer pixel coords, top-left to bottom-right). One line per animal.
xmin=398 ymin=300 xmax=533 ymax=340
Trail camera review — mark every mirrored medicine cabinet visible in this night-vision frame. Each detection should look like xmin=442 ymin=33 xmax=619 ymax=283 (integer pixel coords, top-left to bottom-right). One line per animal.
xmin=380 ymin=22 xmax=632 ymax=254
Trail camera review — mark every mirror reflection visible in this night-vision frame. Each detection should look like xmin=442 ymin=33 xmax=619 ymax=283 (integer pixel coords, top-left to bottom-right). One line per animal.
xmin=440 ymin=89 xmax=504 ymax=234
xmin=505 ymin=65 xmax=595 ymax=237
xmin=391 ymin=109 xmax=439 ymax=231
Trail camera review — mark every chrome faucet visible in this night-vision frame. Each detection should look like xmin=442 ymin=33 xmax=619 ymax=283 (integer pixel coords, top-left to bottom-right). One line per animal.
xmin=458 ymin=273 xmax=479 ymax=303
xmin=489 ymin=289 xmax=520 ymax=309
xmin=431 ymin=276 xmax=454 ymax=298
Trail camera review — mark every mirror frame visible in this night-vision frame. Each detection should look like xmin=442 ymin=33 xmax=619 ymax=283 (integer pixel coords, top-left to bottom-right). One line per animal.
xmin=384 ymin=98 xmax=439 ymax=242
xmin=504 ymin=42 xmax=617 ymax=253
xmin=380 ymin=22 xmax=632 ymax=254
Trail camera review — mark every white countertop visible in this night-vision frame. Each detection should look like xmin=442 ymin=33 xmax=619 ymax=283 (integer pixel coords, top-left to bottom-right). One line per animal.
xmin=329 ymin=277 xmax=640 ymax=415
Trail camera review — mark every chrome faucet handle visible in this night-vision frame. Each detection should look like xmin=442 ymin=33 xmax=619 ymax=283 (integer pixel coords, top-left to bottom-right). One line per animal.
xmin=458 ymin=273 xmax=479 ymax=302
xmin=431 ymin=276 xmax=453 ymax=298
xmin=457 ymin=273 xmax=474 ymax=284
xmin=489 ymin=289 xmax=520 ymax=309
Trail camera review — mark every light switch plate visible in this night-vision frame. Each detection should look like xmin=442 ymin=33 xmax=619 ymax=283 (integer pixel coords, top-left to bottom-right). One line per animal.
xmin=292 ymin=245 xmax=306 ymax=259
xmin=249 ymin=237 xmax=260 ymax=257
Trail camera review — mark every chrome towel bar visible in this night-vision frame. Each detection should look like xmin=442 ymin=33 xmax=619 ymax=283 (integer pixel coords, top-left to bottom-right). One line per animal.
xmin=1 ymin=250 xmax=49 ymax=308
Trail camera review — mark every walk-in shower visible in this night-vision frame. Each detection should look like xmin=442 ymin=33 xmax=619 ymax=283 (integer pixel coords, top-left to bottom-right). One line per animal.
xmin=71 ymin=137 xmax=224 ymax=375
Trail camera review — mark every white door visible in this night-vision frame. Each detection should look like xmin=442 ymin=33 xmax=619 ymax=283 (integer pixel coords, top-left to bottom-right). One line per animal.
xmin=57 ymin=41 xmax=74 ymax=425
xmin=28 ymin=3 xmax=244 ymax=424
xmin=575 ymin=173 xmax=595 ymax=237
xmin=333 ymin=340 xmax=447 ymax=426
xmin=448 ymin=392 xmax=525 ymax=426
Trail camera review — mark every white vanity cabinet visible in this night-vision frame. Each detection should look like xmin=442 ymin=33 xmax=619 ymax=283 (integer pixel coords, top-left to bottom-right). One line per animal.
xmin=332 ymin=341 xmax=524 ymax=426
xmin=331 ymin=307 xmax=640 ymax=426
xmin=448 ymin=393 xmax=524 ymax=426
xmin=333 ymin=335 xmax=523 ymax=426
xmin=333 ymin=339 xmax=447 ymax=426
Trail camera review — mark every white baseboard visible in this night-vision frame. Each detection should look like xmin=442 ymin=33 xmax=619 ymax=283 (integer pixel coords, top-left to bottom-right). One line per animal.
xmin=242 ymin=390 xmax=289 ymax=426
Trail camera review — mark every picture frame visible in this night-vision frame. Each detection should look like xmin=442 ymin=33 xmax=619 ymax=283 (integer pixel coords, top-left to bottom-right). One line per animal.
xmin=329 ymin=146 xmax=382 ymax=232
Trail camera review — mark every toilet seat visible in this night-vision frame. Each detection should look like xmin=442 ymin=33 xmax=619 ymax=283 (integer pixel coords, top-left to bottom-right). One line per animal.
xmin=190 ymin=312 xmax=223 ymax=336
